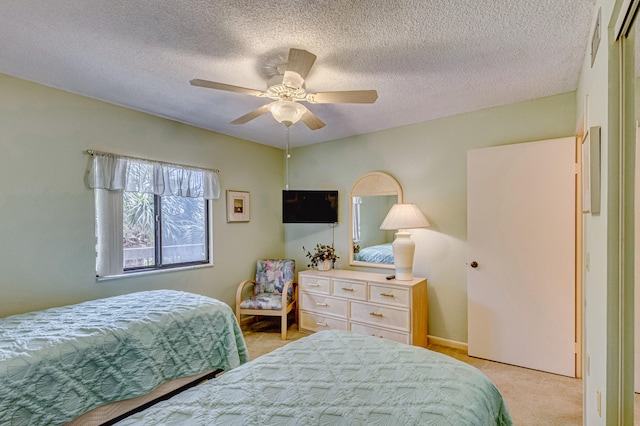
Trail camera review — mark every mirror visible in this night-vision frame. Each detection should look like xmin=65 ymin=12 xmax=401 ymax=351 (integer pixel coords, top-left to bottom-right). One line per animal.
xmin=349 ymin=171 xmax=403 ymax=269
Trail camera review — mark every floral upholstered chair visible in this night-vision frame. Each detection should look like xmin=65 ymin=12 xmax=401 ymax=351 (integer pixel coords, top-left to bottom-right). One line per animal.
xmin=235 ymin=259 xmax=296 ymax=340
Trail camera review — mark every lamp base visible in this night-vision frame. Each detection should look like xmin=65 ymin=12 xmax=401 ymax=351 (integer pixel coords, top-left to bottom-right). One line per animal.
xmin=392 ymin=231 xmax=415 ymax=281
xmin=395 ymin=269 xmax=413 ymax=281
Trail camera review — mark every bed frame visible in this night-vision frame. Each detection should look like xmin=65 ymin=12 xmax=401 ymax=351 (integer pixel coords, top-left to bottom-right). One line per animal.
xmin=67 ymin=369 xmax=222 ymax=425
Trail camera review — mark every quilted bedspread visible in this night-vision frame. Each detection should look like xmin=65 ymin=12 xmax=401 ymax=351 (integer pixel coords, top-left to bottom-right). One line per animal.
xmin=0 ymin=290 xmax=249 ymax=426
xmin=118 ymin=330 xmax=513 ymax=425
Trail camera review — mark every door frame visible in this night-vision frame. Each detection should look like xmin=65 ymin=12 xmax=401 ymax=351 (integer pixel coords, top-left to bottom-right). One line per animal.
xmin=612 ymin=1 xmax=636 ymax=422
xmin=467 ymin=138 xmax=577 ymax=377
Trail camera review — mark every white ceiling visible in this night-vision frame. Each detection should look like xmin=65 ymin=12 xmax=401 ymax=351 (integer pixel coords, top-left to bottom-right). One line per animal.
xmin=1 ymin=1 xmax=595 ymax=148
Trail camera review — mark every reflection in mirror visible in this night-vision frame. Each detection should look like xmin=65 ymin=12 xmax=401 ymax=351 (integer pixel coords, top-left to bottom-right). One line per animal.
xmin=349 ymin=172 xmax=403 ymax=269
xmin=353 ymin=195 xmax=396 ymax=264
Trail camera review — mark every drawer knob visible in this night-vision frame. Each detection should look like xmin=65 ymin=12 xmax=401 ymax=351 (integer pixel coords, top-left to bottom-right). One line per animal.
xmin=315 ymin=302 xmax=328 ymax=307
xmin=308 ymin=283 xmax=320 ymax=287
xmin=369 ymin=312 xmax=384 ymax=317
xmin=316 ymin=322 xmax=329 ymax=327
xmin=380 ymin=292 xmax=395 ymax=298
xmin=341 ymin=287 xmax=355 ymax=292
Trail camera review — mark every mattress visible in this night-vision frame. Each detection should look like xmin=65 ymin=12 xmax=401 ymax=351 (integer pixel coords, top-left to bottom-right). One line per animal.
xmin=116 ymin=330 xmax=513 ymax=425
xmin=0 ymin=290 xmax=249 ymax=426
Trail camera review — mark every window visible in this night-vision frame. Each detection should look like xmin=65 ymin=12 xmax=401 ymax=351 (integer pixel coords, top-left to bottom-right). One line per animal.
xmin=352 ymin=196 xmax=362 ymax=242
xmin=123 ymin=193 xmax=209 ymax=270
xmin=88 ymin=151 xmax=220 ymax=277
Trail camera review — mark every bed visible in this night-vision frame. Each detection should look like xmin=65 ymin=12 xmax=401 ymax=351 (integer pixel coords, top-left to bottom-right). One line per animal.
xmin=116 ymin=330 xmax=513 ymax=425
xmin=354 ymin=242 xmax=394 ymax=264
xmin=0 ymin=290 xmax=249 ymax=426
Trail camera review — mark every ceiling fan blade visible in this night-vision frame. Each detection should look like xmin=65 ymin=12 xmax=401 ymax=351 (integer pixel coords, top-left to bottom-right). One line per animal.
xmin=307 ymin=90 xmax=378 ymax=104
xmin=190 ymin=79 xmax=265 ymax=97
xmin=283 ymin=48 xmax=317 ymax=89
xmin=300 ymin=109 xmax=326 ymax=130
xmin=230 ymin=104 xmax=270 ymax=124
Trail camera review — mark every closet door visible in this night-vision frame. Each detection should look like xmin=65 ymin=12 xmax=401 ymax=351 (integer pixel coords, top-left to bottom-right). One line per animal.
xmin=467 ymin=137 xmax=576 ymax=377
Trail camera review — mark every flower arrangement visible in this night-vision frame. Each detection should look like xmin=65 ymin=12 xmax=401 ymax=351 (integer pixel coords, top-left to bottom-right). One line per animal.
xmin=303 ymin=244 xmax=339 ymax=269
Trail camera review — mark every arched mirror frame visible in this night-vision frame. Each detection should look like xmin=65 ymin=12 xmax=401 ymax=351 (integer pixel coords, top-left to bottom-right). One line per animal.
xmin=349 ymin=171 xmax=403 ymax=269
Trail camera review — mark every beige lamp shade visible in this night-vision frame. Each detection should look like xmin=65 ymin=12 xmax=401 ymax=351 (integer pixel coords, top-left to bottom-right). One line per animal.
xmin=379 ymin=203 xmax=430 ymax=231
xmin=379 ymin=203 xmax=429 ymax=281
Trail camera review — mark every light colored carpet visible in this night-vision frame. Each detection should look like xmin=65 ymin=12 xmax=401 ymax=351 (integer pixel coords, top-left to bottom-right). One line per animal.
xmin=241 ymin=319 xmax=584 ymax=425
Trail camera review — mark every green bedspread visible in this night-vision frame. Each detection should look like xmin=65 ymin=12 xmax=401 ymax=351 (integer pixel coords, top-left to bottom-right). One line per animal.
xmin=117 ymin=330 xmax=513 ymax=425
xmin=0 ymin=290 xmax=249 ymax=425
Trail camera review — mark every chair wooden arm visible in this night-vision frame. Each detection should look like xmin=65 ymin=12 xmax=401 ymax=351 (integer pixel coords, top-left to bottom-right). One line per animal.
xmin=236 ymin=279 xmax=256 ymax=308
xmin=281 ymin=279 xmax=297 ymax=308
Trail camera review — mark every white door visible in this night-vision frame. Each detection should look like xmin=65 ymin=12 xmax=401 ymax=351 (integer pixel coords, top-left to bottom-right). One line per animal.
xmin=467 ymin=137 xmax=576 ymax=377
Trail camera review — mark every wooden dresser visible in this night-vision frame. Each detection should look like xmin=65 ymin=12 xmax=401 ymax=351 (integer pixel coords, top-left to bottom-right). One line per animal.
xmin=298 ymin=269 xmax=428 ymax=347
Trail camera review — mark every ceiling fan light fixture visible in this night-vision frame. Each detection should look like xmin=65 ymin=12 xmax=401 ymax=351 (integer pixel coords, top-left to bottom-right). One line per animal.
xmin=269 ymin=100 xmax=306 ymax=127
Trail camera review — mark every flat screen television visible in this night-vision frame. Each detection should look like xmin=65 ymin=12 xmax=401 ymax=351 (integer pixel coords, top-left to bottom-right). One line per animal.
xmin=282 ymin=190 xmax=338 ymax=223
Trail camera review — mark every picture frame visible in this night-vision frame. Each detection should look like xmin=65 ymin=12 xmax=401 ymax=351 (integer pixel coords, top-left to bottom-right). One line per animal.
xmin=226 ymin=190 xmax=250 ymax=222
xmin=582 ymin=126 xmax=601 ymax=214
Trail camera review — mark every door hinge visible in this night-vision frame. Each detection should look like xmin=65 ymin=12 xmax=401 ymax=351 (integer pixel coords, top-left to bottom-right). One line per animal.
xmin=575 ymin=163 xmax=580 ymax=174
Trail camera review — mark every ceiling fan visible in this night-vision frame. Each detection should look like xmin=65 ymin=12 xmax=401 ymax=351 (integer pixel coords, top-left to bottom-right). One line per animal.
xmin=190 ymin=48 xmax=378 ymax=130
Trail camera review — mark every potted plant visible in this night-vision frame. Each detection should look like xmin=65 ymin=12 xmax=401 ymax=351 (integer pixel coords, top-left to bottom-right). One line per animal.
xmin=303 ymin=244 xmax=339 ymax=271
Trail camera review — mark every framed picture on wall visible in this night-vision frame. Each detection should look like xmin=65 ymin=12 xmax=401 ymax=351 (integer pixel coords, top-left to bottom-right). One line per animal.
xmin=226 ymin=190 xmax=250 ymax=222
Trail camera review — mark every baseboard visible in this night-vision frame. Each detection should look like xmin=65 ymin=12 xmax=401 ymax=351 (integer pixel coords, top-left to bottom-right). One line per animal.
xmin=428 ymin=335 xmax=468 ymax=352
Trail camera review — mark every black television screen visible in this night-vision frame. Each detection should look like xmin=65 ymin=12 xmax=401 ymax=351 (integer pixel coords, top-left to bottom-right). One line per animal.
xmin=282 ymin=190 xmax=338 ymax=223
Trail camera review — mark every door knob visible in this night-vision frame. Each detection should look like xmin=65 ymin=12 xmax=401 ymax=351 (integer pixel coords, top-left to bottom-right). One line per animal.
xmin=470 ymin=261 xmax=478 ymax=268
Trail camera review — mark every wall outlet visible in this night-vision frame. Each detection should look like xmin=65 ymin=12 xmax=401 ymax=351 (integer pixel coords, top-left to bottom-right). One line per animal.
xmin=596 ymin=389 xmax=602 ymax=417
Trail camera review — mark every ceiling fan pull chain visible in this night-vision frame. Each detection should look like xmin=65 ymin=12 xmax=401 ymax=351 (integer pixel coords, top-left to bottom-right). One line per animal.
xmin=285 ymin=125 xmax=290 ymax=190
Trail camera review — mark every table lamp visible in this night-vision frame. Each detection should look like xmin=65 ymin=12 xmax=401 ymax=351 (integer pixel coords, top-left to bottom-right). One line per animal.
xmin=379 ymin=203 xmax=430 ymax=280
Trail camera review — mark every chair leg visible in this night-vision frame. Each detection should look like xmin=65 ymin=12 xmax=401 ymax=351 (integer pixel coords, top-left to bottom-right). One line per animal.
xmin=281 ymin=313 xmax=288 ymax=340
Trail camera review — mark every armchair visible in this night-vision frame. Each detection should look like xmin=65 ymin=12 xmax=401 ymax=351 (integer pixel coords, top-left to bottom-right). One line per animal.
xmin=236 ymin=259 xmax=297 ymax=340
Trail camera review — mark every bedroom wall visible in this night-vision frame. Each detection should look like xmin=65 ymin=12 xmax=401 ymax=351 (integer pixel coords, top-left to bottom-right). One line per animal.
xmin=284 ymin=91 xmax=576 ymax=344
xmin=0 ymin=74 xmax=285 ymax=317
xmin=575 ymin=0 xmax=635 ymax=423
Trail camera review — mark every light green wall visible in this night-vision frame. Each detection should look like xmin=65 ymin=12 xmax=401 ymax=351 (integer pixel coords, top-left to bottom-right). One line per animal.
xmin=0 ymin=74 xmax=284 ymax=316
xmin=574 ymin=3 xmax=613 ymax=422
xmin=285 ymin=92 xmax=576 ymax=343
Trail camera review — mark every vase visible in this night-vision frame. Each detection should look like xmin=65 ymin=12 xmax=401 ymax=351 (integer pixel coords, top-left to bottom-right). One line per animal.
xmin=317 ymin=259 xmax=331 ymax=271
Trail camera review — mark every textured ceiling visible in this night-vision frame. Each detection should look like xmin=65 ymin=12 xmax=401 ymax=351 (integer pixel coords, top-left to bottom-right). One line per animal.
xmin=1 ymin=0 xmax=595 ymax=148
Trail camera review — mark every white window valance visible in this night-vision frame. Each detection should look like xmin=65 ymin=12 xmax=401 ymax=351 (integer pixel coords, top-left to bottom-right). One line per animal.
xmin=88 ymin=150 xmax=220 ymax=200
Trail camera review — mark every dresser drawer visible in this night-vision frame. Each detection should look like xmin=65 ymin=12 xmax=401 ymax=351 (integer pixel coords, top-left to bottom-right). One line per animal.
xmin=300 ymin=292 xmax=348 ymax=318
xmin=350 ymin=322 xmax=410 ymax=345
xmin=368 ymin=284 xmax=410 ymax=308
xmin=350 ymin=301 xmax=410 ymax=331
xmin=299 ymin=275 xmax=331 ymax=294
xmin=331 ymin=279 xmax=366 ymax=300
xmin=300 ymin=311 xmax=348 ymax=332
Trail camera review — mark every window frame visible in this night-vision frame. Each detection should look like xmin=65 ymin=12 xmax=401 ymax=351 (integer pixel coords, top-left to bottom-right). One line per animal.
xmin=123 ymin=193 xmax=211 ymax=274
